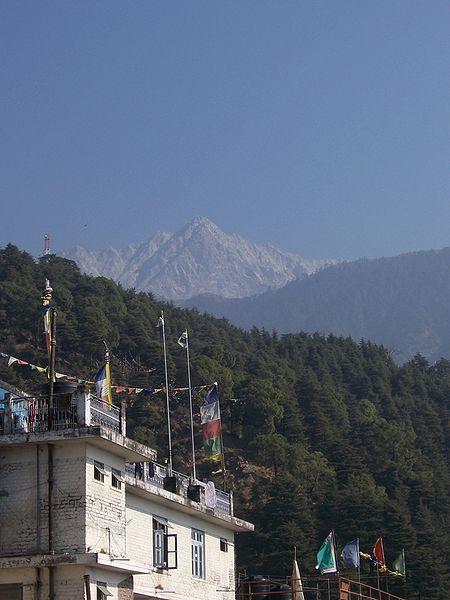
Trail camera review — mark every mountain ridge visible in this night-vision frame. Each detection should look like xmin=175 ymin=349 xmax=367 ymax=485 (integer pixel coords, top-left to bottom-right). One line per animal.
xmin=184 ymin=246 xmax=450 ymax=362
xmin=61 ymin=217 xmax=332 ymax=300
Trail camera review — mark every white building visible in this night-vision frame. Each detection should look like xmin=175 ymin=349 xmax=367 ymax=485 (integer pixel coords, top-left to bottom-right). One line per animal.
xmin=0 ymin=381 xmax=253 ymax=600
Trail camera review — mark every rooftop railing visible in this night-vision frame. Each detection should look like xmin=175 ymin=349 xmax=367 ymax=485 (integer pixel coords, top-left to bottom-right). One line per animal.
xmin=125 ymin=461 xmax=233 ymax=517
xmin=0 ymin=391 xmax=122 ymax=435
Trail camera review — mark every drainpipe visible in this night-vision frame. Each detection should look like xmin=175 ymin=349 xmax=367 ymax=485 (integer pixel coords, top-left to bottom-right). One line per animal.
xmin=47 ymin=443 xmax=55 ymax=600
xmin=36 ymin=446 xmax=41 ymax=551
xmin=83 ymin=575 xmax=92 ymax=600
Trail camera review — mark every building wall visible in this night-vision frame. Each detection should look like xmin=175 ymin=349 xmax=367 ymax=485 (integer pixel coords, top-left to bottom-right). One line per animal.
xmin=0 ymin=441 xmax=86 ymax=556
xmin=127 ymin=491 xmax=235 ymax=600
xmin=85 ymin=444 xmax=127 ymax=557
xmin=87 ymin=567 xmax=134 ymax=600
xmin=0 ymin=565 xmax=85 ymax=600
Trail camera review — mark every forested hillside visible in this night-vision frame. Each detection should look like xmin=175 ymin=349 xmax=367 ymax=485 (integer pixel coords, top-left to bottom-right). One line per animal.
xmin=0 ymin=245 xmax=449 ymax=599
xmin=185 ymin=247 xmax=450 ymax=362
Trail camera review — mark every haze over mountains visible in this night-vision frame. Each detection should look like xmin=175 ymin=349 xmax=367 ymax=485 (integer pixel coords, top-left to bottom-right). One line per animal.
xmin=62 ymin=218 xmax=450 ymax=362
xmin=185 ymin=247 xmax=450 ymax=362
xmin=61 ymin=217 xmax=331 ymax=300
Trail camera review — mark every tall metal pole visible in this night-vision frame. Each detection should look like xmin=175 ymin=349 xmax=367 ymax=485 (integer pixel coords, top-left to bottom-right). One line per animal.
xmin=185 ymin=331 xmax=197 ymax=481
xmin=160 ymin=311 xmax=173 ymax=474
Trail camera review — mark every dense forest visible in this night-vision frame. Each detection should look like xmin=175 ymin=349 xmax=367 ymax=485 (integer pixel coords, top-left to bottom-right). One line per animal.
xmin=0 ymin=245 xmax=449 ymax=599
xmin=185 ymin=246 xmax=450 ymax=363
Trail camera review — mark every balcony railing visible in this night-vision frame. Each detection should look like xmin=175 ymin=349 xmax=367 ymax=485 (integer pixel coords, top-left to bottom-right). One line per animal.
xmin=0 ymin=392 xmax=121 ymax=435
xmin=125 ymin=461 xmax=233 ymax=517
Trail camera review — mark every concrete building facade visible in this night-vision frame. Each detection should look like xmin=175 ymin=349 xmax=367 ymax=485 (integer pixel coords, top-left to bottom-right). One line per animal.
xmin=0 ymin=382 xmax=253 ymax=600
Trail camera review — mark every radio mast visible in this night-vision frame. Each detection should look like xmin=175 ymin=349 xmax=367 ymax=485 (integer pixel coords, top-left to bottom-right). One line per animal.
xmin=44 ymin=234 xmax=50 ymax=256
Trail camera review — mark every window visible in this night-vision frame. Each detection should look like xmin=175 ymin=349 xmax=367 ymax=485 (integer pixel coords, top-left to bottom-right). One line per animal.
xmin=111 ymin=468 xmax=123 ymax=490
xmin=220 ymin=538 xmax=228 ymax=552
xmin=152 ymin=517 xmax=178 ymax=570
xmin=153 ymin=518 xmax=167 ymax=569
xmin=191 ymin=529 xmax=205 ymax=579
xmin=0 ymin=584 xmax=22 ymax=600
xmin=94 ymin=461 xmax=106 ymax=483
xmin=96 ymin=582 xmax=112 ymax=600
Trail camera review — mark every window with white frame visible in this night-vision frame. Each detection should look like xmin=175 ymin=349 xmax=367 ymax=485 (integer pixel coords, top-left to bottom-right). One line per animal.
xmin=153 ymin=518 xmax=167 ymax=569
xmin=191 ymin=529 xmax=205 ymax=579
xmin=111 ymin=468 xmax=123 ymax=490
xmin=93 ymin=461 xmax=105 ymax=483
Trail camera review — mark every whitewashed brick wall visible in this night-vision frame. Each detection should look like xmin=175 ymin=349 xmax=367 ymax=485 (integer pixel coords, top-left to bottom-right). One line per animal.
xmin=127 ymin=491 xmax=235 ymax=600
xmin=85 ymin=444 xmax=127 ymax=557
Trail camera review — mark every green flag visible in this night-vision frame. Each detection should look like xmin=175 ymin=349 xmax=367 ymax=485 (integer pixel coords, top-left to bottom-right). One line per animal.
xmin=316 ymin=531 xmax=338 ymax=574
xmin=393 ymin=549 xmax=406 ymax=577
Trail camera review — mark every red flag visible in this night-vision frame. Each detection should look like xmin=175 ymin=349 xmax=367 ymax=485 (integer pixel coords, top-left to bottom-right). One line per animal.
xmin=373 ymin=538 xmax=385 ymax=565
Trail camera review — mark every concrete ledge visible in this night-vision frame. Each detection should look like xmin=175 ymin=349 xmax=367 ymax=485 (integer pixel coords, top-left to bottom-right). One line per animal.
xmin=0 ymin=552 xmax=150 ymax=574
xmin=0 ymin=426 xmax=156 ymax=462
xmin=125 ymin=476 xmax=254 ymax=533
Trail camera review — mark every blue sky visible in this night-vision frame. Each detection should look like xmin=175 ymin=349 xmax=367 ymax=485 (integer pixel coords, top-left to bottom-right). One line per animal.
xmin=1 ymin=1 xmax=449 ymax=260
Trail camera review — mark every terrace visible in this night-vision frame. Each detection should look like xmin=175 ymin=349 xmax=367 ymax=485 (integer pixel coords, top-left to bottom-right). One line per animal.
xmin=125 ymin=461 xmax=233 ymax=517
xmin=0 ymin=386 xmax=122 ymax=435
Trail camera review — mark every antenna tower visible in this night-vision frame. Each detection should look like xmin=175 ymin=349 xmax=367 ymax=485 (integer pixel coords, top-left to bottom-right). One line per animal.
xmin=44 ymin=234 xmax=50 ymax=256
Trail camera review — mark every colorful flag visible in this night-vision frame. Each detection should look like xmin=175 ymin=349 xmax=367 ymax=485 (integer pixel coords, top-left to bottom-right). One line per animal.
xmin=316 ymin=532 xmax=338 ymax=574
xmin=178 ymin=331 xmax=188 ymax=348
xmin=95 ymin=349 xmax=112 ymax=404
xmin=7 ymin=356 xmax=18 ymax=367
xmin=200 ymin=383 xmax=223 ymax=460
xmin=341 ymin=539 xmax=360 ymax=569
xmin=393 ymin=549 xmax=405 ymax=577
xmin=373 ymin=537 xmax=385 ymax=566
xmin=41 ymin=279 xmax=53 ymax=355
xmin=292 ymin=558 xmax=305 ymax=600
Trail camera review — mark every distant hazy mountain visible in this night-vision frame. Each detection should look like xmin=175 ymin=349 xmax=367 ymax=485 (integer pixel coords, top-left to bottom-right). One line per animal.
xmin=184 ymin=247 xmax=450 ymax=362
xmin=61 ymin=217 xmax=331 ymax=300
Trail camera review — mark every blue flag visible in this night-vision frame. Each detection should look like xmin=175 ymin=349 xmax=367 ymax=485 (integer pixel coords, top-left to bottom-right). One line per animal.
xmin=341 ymin=539 xmax=360 ymax=569
xmin=204 ymin=382 xmax=219 ymax=405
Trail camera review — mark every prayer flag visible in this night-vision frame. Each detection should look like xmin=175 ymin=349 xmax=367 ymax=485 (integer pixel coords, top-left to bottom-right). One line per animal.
xmin=178 ymin=331 xmax=188 ymax=348
xmin=7 ymin=356 xmax=18 ymax=367
xmin=393 ymin=549 xmax=406 ymax=577
xmin=342 ymin=539 xmax=360 ymax=569
xmin=316 ymin=532 xmax=338 ymax=574
xmin=373 ymin=538 xmax=385 ymax=566
xmin=156 ymin=315 xmax=164 ymax=328
xmin=42 ymin=279 xmax=53 ymax=355
xmin=95 ymin=353 xmax=112 ymax=404
xmin=200 ymin=383 xmax=222 ymax=460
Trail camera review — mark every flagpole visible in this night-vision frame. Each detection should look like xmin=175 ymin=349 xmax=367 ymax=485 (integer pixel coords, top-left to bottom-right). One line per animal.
xmin=160 ymin=311 xmax=173 ymax=475
xmin=357 ymin=538 xmax=361 ymax=587
xmin=185 ymin=330 xmax=197 ymax=481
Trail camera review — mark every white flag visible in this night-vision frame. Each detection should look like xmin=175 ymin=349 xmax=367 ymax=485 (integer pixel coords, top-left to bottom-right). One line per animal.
xmin=178 ymin=331 xmax=188 ymax=348
xmin=292 ymin=558 xmax=305 ymax=600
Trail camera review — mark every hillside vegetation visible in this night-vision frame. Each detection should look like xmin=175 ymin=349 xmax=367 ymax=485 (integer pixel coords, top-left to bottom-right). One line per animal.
xmin=0 ymin=245 xmax=449 ymax=599
xmin=186 ymin=247 xmax=450 ymax=362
